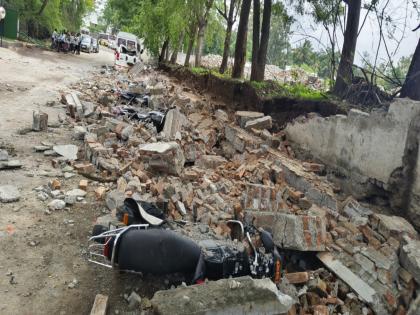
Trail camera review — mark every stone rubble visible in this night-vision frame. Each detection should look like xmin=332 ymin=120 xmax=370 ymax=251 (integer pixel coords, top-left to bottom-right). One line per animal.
xmin=29 ymin=64 xmax=419 ymax=314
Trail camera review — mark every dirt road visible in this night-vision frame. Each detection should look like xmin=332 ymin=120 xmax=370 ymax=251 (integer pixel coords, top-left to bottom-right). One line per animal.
xmin=0 ymin=47 xmax=126 ymax=315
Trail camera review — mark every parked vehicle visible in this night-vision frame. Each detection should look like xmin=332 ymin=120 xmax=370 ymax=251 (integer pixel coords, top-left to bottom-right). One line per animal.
xmin=92 ymin=38 xmax=99 ymax=53
xmin=114 ymin=31 xmax=143 ymax=67
xmin=80 ymin=35 xmax=93 ymax=53
xmin=88 ymin=198 xmax=282 ymax=284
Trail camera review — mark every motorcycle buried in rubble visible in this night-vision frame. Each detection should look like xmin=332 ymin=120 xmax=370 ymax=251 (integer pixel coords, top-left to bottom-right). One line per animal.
xmin=88 ymin=198 xmax=282 ymax=284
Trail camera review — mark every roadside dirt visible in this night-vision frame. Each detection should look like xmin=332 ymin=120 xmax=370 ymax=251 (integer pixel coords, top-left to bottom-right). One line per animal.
xmin=0 ymin=47 xmax=126 ymax=315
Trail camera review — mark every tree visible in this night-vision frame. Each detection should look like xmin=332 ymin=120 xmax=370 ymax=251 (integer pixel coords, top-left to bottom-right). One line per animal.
xmin=333 ymin=0 xmax=362 ymax=96
xmin=400 ymin=37 xmax=420 ymax=100
xmin=250 ymin=0 xmax=272 ymax=81
xmin=216 ymin=0 xmax=241 ymax=73
xmin=185 ymin=22 xmax=197 ymax=66
xmin=12 ymin=0 xmax=93 ymax=38
xmin=194 ymin=0 xmax=215 ymax=67
xmin=170 ymin=31 xmax=185 ymax=64
xmin=232 ymin=0 xmax=252 ymax=78
xmin=266 ymin=2 xmax=292 ymax=69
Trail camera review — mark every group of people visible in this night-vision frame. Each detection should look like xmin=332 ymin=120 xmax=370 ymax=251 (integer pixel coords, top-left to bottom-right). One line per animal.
xmin=51 ymin=29 xmax=82 ymax=54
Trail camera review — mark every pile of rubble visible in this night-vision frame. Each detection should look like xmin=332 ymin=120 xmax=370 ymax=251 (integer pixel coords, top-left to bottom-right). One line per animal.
xmin=199 ymin=54 xmax=324 ymax=90
xmin=34 ymin=64 xmax=419 ymax=314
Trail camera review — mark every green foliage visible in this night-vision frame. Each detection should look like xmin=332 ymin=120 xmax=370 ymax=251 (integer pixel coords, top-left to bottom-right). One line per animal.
xmin=11 ymin=0 xmax=93 ymax=38
xmin=203 ymin=13 xmax=225 ymax=55
xmin=267 ymin=2 xmax=293 ymax=68
xmin=360 ymin=52 xmax=413 ymax=91
xmin=250 ymin=80 xmax=325 ymax=100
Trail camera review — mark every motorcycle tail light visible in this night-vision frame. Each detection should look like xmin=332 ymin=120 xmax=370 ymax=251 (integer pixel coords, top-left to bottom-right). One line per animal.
xmin=103 ymin=237 xmax=111 ymax=258
xmin=123 ymin=213 xmax=129 ymax=225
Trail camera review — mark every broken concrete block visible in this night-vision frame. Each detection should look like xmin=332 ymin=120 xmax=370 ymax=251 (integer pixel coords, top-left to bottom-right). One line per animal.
xmin=0 ymin=160 xmax=23 ymax=170
xmin=127 ymin=291 xmax=142 ymax=310
xmin=252 ymin=212 xmax=326 ymax=251
xmin=64 ymin=93 xmax=83 ymax=119
xmin=73 ymin=126 xmax=87 ymax=140
xmin=105 ymin=190 xmax=125 ymax=210
xmin=74 ymin=163 xmax=95 ymax=174
xmin=374 ymin=214 xmax=418 ymax=240
xmin=121 ymin=125 xmax=133 ymax=141
xmin=65 ymin=189 xmax=87 ymax=198
xmin=82 ymin=101 xmax=96 ymax=118
xmin=214 ymin=109 xmax=229 ymax=122
xmin=162 ymin=108 xmax=186 ymax=140
xmin=317 ymin=252 xmax=387 ymax=315
xmin=138 ymin=142 xmax=185 ymax=176
xmin=175 ymin=201 xmax=187 ymax=216
xmin=53 ymin=145 xmax=78 ymax=160
xmin=32 ymin=111 xmax=48 ymax=131
xmin=399 ymin=237 xmax=420 ymax=284
xmin=225 ymin=125 xmax=262 ymax=153
xmin=149 ymin=82 xmax=165 ymax=95
xmin=195 ymin=155 xmax=227 ymax=169
xmin=242 ymin=183 xmax=284 ymax=212
xmin=0 ymin=185 xmax=20 ymax=203
xmin=235 ymin=111 xmax=264 ymax=128
xmin=0 ymin=149 xmax=9 ymax=161
xmin=245 ymin=116 xmax=272 ymax=131
xmin=48 ymin=199 xmax=66 ymax=210
xmin=151 ymin=276 xmax=293 ymax=315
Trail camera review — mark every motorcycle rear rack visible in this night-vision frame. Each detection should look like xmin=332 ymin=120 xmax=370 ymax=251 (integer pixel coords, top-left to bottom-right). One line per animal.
xmin=88 ymin=224 xmax=149 ymax=269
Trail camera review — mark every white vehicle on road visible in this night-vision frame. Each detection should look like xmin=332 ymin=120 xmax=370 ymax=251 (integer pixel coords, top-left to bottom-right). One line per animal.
xmin=114 ymin=31 xmax=142 ymax=67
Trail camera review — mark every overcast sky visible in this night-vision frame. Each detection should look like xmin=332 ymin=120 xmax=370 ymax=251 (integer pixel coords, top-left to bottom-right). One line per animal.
xmin=289 ymin=0 xmax=420 ymax=65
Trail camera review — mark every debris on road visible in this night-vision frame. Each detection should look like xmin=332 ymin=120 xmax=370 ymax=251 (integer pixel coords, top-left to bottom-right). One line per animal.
xmin=0 ymin=185 xmax=20 ymax=203
xmin=53 ymin=144 xmax=78 ymax=160
xmin=25 ymin=63 xmax=418 ymax=314
xmin=32 ymin=110 xmax=48 ymax=131
xmin=150 ymin=276 xmax=294 ymax=315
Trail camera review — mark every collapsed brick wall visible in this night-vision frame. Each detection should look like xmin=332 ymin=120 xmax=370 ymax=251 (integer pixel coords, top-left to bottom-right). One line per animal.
xmin=159 ymin=63 xmax=345 ymax=130
xmin=285 ymin=98 xmax=420 ymax=230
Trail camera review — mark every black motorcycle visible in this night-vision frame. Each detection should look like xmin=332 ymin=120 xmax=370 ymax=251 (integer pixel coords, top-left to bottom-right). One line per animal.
xmin=88 ymin=198 xmax=282 ymax=284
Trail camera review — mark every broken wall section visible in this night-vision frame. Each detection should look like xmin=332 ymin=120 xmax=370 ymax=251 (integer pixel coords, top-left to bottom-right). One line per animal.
xmin=285 ymin=98 xmax=420 ymax=229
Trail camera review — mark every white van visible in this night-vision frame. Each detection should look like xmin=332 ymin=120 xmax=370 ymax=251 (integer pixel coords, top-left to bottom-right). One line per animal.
xmin=114 ymin=31 xmax=142 ymax=67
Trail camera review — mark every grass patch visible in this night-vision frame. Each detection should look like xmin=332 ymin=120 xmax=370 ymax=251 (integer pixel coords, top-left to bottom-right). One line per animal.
xmin=190 ymin=66 xmax=234 ymax=80
xmin=251 ymin=80 xmax=327 ymax=101
xmin=189 ymin=66 xmax=327 ymax=101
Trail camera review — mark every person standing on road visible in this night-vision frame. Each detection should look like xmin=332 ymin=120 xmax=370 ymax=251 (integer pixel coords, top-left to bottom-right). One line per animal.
xmin=73 ymin=33 xmax=79 ymax=54
xmin=51 ymin=29 xmax=58 ymax=49
xmin=69 ymin=33 xmax=75 ymax=53
xmin=76 ymin=33 xmax=82 ymax=55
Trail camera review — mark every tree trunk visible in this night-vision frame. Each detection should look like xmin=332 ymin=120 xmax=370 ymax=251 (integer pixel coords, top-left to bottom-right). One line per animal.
xmin=38 ymin=0 xmax=49 ymax=15
xmin=232 ymin=0 xmax=252 ymax=79
xmin=400 ymin=38 xmax=420 ymax=100
xmin=255 ymin=0 xmax=271 ymax=81
xmin=159 ymin=39 xmax=169 ymax=63
xmin=195 ymin=25 xmax=205 ymax=67
xmin=250 ymin=0 xmax=272 ymax=82
xmin=185 ymin=29 xmax=196 ymax=67
xmin=219 ymin=0 xmax=237 ymax=74
xmin=165 ymin=40 xmax=171 ymax=62
xmin=333 ymin=0 xmax=362 ymax=97
xmin=195 ymin=0 xmax=214 ymax=68
xmin=170 ymin=32 xmax=185 ymax=64
xmin=250 ymin=0 xmax=261 ymax=81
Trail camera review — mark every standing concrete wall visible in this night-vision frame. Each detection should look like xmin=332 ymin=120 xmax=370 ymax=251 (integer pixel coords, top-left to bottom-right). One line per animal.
xmin=285 ymin=98 xmax=420 ymax=229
